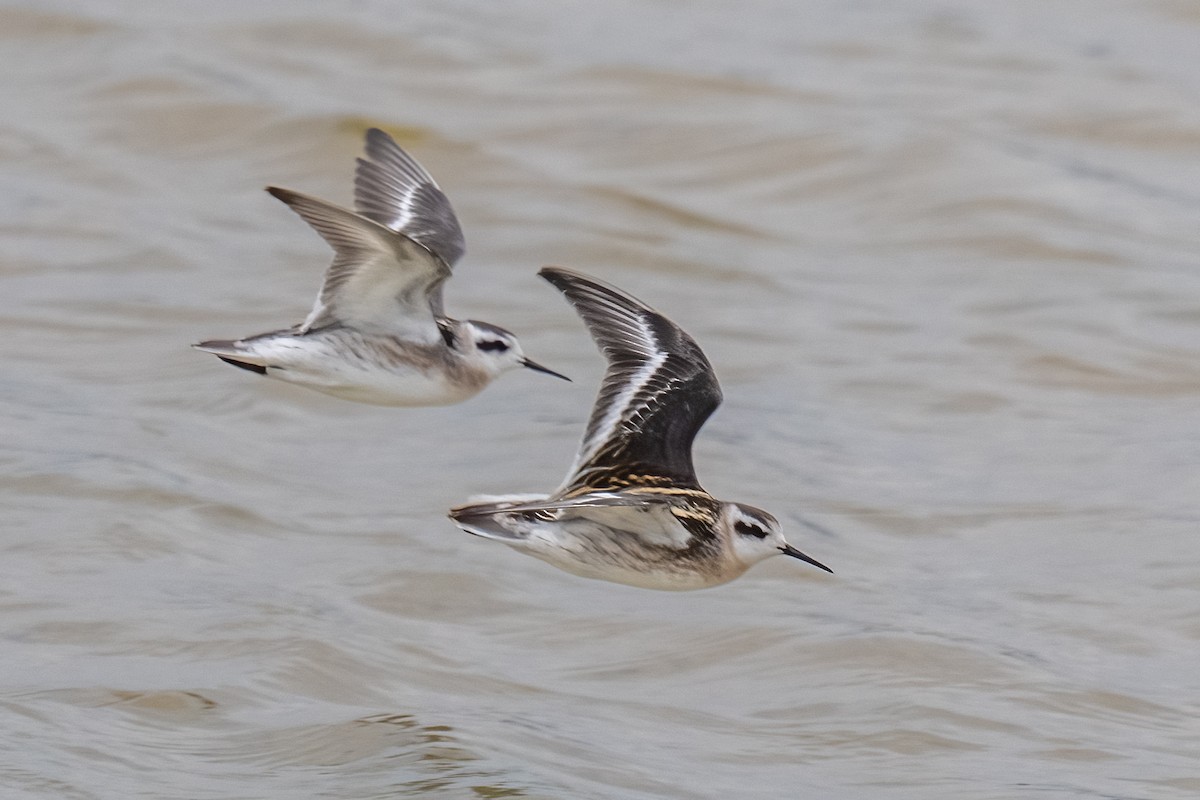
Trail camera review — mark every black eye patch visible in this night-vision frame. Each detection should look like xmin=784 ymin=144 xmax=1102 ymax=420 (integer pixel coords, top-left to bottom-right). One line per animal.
xmin=734 ymin=520 xmax=768 ymax=539
xmin=478 ymin=340 xmax=510 ymax=353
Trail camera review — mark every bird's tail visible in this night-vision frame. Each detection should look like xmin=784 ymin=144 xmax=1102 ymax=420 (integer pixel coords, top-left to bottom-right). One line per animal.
xmin=192 ymin=340 xmax=268 ymax=375
xmin=448 ymin=500 xmax=543 ymax=542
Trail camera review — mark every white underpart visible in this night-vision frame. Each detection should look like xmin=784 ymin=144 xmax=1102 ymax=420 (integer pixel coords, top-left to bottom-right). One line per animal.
xmin=234 ymin=333 xmax=474 ymax=406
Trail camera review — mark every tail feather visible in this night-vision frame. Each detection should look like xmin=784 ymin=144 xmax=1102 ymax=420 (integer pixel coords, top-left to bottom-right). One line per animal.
xmin=448 ymin=503 xmax=534 ymax=542
xmin=217 ymin=356 xmax=267 ymax=375
xmin=193 ymin=340 xmax=269 ymax=374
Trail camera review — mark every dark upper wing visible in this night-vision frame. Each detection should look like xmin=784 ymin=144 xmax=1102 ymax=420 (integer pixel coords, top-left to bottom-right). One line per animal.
xmin=539 ymin=267 xmax=723 ymax=496
xmin=353 ymin=129 xmax=465 ymax=313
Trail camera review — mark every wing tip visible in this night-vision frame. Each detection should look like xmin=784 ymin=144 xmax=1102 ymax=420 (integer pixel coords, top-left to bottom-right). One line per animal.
xmin=363 ymin=127 xmax=401 ymax=152
xmin=538 ymin=265 xmax=579 ymax=289
xmin=359 ymin=127 xmax=436 ymax=183
xmin=538 ymin=265 xmax=641 ymax=303
xmin=538 ymin=266 xmax=661 ymax=339
xmin=265 ymin=185 xmax=302 ymax=206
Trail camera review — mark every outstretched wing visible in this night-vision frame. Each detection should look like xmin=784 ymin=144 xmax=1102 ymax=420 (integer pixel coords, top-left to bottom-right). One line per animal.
xmin=540 ymin=267 xmax=722 ymax=496
xmin=353 ymin=128 xmax=465 ymax=315
xmin=268 ymin=187 xmax=446 ymax=341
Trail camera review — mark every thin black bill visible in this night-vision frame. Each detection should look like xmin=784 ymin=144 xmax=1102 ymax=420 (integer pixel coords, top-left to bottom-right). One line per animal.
xmin=779 ymin=544 xmax=833 ymax=574
xmin=522 ymin=358 xmax=571 ymax=381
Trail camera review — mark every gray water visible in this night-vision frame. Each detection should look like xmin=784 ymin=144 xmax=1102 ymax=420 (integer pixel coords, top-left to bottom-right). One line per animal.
xmin=3 ymin=1 xmax=1199 ymax=798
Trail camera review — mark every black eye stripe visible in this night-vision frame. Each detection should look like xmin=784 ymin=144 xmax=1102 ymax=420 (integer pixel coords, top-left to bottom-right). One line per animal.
xmin=478 ymin=340 xmax=510 ymax=352
xmin=734 ymin=520 xmax=768 ymax=539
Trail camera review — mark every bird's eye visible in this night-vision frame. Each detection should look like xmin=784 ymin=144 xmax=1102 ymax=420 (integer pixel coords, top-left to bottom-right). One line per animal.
xmin=478 ymin=340 xmax=510 ymax=353
xmin=735 ymin=520 xmax=769 ymax=539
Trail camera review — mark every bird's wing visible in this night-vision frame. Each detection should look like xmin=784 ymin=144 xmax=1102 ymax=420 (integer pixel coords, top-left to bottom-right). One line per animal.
xmin=539 ymin=267 xmax=722 ymax=496
xmin=353 ymin=128 xmax=465 ymax=316
xmin=268 ymin=187 xmax=447 ymax=341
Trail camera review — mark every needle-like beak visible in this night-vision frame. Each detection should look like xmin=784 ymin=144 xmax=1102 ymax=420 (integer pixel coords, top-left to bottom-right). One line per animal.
xmin=522 ymin=358 xmax=571 ymax=381
xmin=779 ymin=543 xmax=833 ymax=574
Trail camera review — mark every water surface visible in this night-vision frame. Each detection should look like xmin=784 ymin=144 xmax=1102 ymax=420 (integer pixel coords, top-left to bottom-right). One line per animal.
xmin=3 ymin=1 xmax=1199 ymax=798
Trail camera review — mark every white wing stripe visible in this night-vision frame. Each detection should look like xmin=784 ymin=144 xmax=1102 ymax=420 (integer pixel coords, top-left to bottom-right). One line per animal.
xmin=386 ymin=184 xmax=418 ymax=233
xmin=569 ymin=309 xmax=666 ymax=474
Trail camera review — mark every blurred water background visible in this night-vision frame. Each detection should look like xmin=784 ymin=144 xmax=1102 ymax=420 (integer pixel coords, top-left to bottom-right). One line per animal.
xmin=2 ymin=1 xmax=1199 ymax=798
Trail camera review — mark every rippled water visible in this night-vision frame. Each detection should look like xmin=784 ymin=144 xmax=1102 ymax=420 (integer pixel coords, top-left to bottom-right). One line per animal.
xmin=3 ymin=1 xmax=1200 ymax=798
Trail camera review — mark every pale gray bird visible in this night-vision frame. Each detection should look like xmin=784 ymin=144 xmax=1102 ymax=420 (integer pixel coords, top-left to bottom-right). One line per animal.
xmin=194 ymin=128 xmax=567 ymax=405
xmin=450 ymin=267 xmax=832 ymax=589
